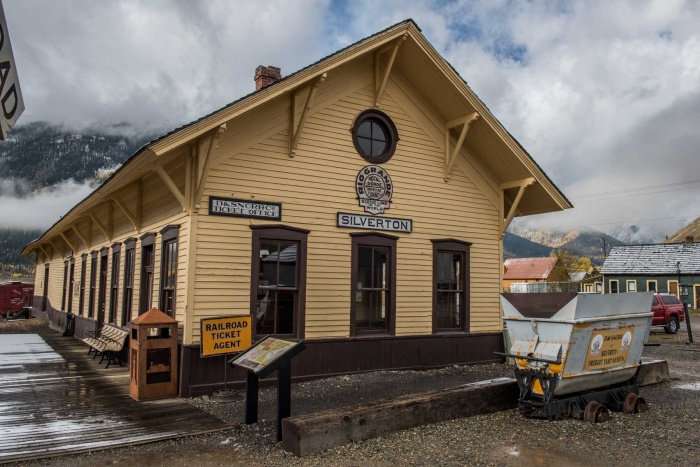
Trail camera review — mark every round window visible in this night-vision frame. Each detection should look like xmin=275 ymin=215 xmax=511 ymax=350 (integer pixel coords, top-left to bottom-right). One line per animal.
xmin=351 ymin=110 xmax=398 ymax=163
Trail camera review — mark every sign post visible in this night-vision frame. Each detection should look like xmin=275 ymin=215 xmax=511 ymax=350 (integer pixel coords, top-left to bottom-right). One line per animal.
xmin=231 ymin=337 xmax=306 ymax=441
xmin=200 ymin=315 xmax=253 ymax=401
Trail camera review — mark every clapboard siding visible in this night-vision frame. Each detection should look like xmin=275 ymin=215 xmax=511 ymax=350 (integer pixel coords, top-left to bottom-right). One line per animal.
xmin=37 ymin=153 xmax=191 ymax=331
xmin=191 ymin=74 xmax=501 ymax=342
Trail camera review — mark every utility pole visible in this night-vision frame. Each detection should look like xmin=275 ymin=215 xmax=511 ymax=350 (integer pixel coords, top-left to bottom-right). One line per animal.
xmin=601 ymin=234 xmax=608 ymax=259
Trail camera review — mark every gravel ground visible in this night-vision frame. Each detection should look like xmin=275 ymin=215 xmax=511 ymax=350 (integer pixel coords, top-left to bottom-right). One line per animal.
xmin=5 ymin=318 xmax=700 ymax=466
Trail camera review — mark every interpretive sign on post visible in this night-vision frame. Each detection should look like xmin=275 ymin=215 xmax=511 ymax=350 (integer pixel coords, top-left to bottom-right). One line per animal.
xmin=230 ymin=336 xmax=306 ymax=442
xmin=200 ymin=315 xmax=253 ymax=357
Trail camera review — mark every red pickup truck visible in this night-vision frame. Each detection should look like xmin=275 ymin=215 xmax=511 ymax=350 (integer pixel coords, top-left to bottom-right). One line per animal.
xmin=652 ymin=293 xmax=685 ymax=334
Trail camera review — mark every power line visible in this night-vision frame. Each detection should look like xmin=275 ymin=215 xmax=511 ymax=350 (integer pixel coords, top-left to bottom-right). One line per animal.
xmin=568 ymin=179 xmax=700 ymax=202
xmin=572 ymin=184 xmax=700 ymax=203
xmin=532 ymin=214 xmax=699 ymax=231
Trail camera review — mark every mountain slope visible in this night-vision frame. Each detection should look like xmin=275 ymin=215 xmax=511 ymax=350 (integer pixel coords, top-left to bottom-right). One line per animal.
xmin=665 ymin=216 xmax=700 ymax=243
xmin=503 ymin=232 xmax=552 ymax=259
xmin=0 ymin=228 xmax=42 ymax=278
xmin=508 ymin=227 xmax=626 ymax=266
xmin=0 ymin=122 xmax=156 ymax=195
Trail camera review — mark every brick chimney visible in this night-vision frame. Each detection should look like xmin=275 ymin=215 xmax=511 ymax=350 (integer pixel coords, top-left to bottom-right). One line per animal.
xmin=685 ymin=235 xmax=694 ymax=244
xmin=254 ymin=65 xmax=281 ymax=90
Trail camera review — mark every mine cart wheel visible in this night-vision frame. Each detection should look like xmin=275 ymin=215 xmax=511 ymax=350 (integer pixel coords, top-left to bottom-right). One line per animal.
xmin=583 ymin=402 xmax=600 ymax=423
xmin=583 ymin=402 xmax=610 ymax=423
xmin=624 ymin=393 xmax=649 ymax=414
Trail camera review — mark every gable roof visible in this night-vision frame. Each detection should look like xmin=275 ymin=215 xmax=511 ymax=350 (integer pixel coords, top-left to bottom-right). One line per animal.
xmin=23 ymin=19 xmax=571 ymax=257
xmin=503 ymin=257 xmax=557 ymax=280
xmin=601 ymin=242 xmax=700 ymax=275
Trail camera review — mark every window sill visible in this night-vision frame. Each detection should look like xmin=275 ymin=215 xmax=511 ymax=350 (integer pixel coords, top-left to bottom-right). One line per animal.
xmin=351 ymin=333 xmax=393 ymax=339
xmin=433 ymin=330 xmax=470 ymax=336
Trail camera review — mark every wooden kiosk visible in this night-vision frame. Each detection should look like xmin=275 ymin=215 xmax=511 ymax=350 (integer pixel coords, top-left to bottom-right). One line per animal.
xmin=129 ymin=308 xmax=179 ymax=401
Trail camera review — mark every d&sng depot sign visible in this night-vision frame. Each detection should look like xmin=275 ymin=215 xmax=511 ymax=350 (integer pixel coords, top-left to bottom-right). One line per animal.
xmin=0 ymin=1 xmax=23 ymax=139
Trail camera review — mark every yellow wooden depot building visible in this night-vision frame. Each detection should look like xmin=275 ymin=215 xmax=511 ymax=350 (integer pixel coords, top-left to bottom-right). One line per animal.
xmin=22 ymin=20 xmax=570 ymax=396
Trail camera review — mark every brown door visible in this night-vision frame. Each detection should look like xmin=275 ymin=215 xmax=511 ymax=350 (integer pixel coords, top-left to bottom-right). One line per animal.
xmin=160 ymin=239 xmax=178 ymax=317
xmin=97 ymin=255 xmax=108 ymax=325
xmin=669 ymin=281 xmax=679 ymax=297
xmin=695 ymin=285 xmax=700 ymax=310
xmin=139 ymin=245 xmax=154 ymax=314
xmin=67 ymin=261 xmax=75 ymax=314
xmin=42 ymin=265 xmax=50 ymax=311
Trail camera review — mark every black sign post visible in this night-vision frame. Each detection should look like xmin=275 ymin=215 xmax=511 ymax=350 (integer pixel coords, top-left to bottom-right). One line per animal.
xmin=230 ymin=337 xmax=306 ymax=441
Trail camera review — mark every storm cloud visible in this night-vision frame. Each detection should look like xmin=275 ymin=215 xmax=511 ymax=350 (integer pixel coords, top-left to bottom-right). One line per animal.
xmin=4 ymin=0 xmax=700 ymax=238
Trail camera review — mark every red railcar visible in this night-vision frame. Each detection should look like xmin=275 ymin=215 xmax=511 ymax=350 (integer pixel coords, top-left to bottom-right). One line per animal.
xmin=0 ymin=282 xmax=34 ymax=317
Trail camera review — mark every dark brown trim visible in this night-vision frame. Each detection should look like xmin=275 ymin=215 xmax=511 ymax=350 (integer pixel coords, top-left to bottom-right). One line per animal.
xmin=140 ymin=232 xmax=156 ymax=246
xmin=123 ymin=237 xmax=137 ymax=248
xmin=179 ymin=332 xmax=503 ymax=396
xmin=250 ymin=225 xmax=308 ymax=339
xmin=81 ymin=252 xmax=88 ymax=258
xmin=42 ymin=264 xmax=50 ymax=312
xmin=430 ymin=238 xmax=472 ymax=247
xmin=250 ymin=224 xmax=310 ymax=235
xmin=100 ymin=247 xmax=109 ymax=256
xmin=351 ymin=109 xmax=399 ymax=164
xmin=90 ymin=250 xmax=98 ymax=259
xmin=349 ymin=231 xmax=399 ymax=240
xmin=159 ymin=226 xmax=180 ymax=316
xmin=350 ymin=233 xmax=397 ymax=337
xmin=111 ymin=242 xmax=121 ymax=253
xmin=160 ymin=224 xmax=180 ymax=241
xmin=432 ymin=240 xmax=471 ymax=334
xmin=79 ymin=254 xmax=87 ymax=316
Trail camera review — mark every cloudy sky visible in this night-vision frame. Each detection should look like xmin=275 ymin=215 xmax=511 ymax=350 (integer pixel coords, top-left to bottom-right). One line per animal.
xmin=3 ymin=0 xmax=700 ymax=239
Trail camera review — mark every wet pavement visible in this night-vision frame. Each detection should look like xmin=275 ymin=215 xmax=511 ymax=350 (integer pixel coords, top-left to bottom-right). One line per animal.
xmin=0 ymin=320 xmax=231 ymax=464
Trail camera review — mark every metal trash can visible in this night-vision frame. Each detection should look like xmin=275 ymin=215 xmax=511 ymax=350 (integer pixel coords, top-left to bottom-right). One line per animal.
xmin=501 ymin=293 xmax=653 ymax=422
xmin=129 ymin=308 xmax=179 ymax=401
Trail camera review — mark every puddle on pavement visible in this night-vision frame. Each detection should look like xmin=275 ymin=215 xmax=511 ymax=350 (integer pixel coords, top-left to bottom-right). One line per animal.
xmin=675 ymin=382 xmax=700 ymax=390
xmin=498 ymin=445 xmax=590 ymax=466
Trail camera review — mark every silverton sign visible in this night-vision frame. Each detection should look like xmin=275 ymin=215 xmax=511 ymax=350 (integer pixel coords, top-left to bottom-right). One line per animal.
xmin=209 ymin=197 xmax=281 ymax=220
xmin=337 ymin=212 xmax=412 ymax=233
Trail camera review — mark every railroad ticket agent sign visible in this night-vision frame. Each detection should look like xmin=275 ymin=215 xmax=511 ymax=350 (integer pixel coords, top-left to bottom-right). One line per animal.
xmin=209 ymin=196 xmax=281 ymax=220
xmin=583 ymin=328 xmax=634 ymax=370
xmin=356 ymin=165 xmax=392 ymax=214
xmin=200 ymin=315 xmax=252 ymax=357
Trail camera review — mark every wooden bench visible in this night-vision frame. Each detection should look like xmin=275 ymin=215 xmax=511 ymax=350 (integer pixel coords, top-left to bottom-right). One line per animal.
xmin=81 ymin=324 xmax=129 ymax=368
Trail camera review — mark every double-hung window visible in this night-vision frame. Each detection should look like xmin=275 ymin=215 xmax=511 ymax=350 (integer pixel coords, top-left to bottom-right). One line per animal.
xmin=159 ymin=226 xmax=179 ymax=317
xmin=250 ymin=225 xmax=308 ymax=338
xmin=122 ymin=238 xmax=136 ymax=325
xmin=79 ymin=254 xmax=87 ymax=316
xmin=139 ymin=233 xmax=156 ymax=314
xmin=432 ymin=240 xmax=471 ymax=333
xmin=350 ymin=233 xmax=397 ymax=336
xmin=109 ymin=243 xmax=121 ymax=324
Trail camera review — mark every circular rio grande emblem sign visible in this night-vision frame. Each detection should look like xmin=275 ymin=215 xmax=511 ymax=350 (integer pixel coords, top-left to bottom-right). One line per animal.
xmin=356 ymin=165 xmax=392 ymax=214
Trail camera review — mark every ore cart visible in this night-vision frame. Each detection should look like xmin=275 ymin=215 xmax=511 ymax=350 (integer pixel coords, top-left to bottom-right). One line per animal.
xmin=501 ymin=293 xmax=653 ymax=423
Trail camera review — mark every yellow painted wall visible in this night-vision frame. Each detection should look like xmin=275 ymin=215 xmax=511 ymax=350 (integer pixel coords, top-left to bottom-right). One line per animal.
xmin=36 ymin=153 xmax=191 ymax=330
xmin=190 ymin=62 xmax=502 ymax=343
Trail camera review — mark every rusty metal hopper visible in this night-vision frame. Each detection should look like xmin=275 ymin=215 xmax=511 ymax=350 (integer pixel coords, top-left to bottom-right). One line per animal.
xmin=501 ymin=293 xmax=653 ymax=396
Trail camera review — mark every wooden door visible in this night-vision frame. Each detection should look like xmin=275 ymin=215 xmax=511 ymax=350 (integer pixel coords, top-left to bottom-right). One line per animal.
xmin=695 ymin=285 xmax=700 ymax=311
xmin=669 ymin=281 xmax=679 ymax=297
xmin=67 ymin=261 xmax=75 ymax=314
xmin=97 ymin=256 xmax=108 ymax=325
xmin=42 ymin=265 xmax=49 ymax=311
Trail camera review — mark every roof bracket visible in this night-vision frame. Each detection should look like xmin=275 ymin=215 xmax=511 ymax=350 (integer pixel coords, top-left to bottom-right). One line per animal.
xmin=444 ymin=112 xmax=479 ymax=181
xmin=60 ymin=231 xmax=78 ymax=254
xmin=38 ymin=244 xmax=51 ymax=262
xmin=110 ymin=195 xmax=141 ymax=233
xmin=154 ymin=165 xmax=186 ymax=211
xmin=374 ymin=33 xmax=407 ymax=108
xmin=195 ymin=124 xmax=227 ymax=211
xmin=71 ymin=224 xmax=91 ymax=249
xmin=89 ymin=209 xmax=112 ymax=242
xmin=501 ymin=178 xmax=536 ymax=237
xmin=290 ymin=73 xmax=327 ymax=157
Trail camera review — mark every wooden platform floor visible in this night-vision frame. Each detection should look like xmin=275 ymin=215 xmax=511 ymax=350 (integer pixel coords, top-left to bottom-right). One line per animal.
xmin=0 ymin=330 xmax=232 ymax=464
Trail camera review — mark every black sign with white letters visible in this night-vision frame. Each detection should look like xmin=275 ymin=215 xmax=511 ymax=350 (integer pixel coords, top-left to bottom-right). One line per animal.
xmin=209 ymin=197 xmax=282 ymax=220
